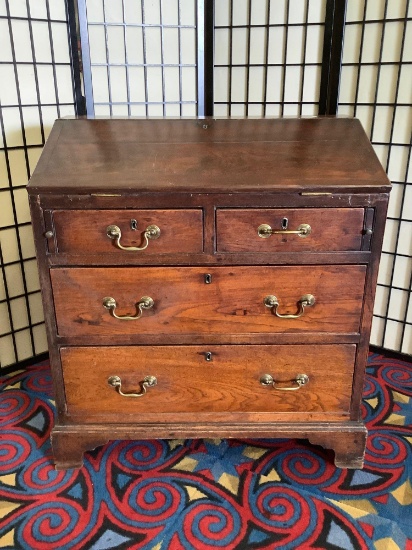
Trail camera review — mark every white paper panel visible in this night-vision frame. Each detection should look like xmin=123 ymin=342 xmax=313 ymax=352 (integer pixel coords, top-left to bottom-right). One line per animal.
xmin=84 ymin=0 xmax=197 ymax=116
xmin=214 ymin=0 xmax=326 ymax=115
xmin=342 ymin=0 xmax=412 ymax=354
xmin=0 ymin=0 xmax=75 ymax=368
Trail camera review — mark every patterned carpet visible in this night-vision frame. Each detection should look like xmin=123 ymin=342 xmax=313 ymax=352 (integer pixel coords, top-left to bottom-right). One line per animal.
xmin=0 ymin=352 xmax=411 ymax=549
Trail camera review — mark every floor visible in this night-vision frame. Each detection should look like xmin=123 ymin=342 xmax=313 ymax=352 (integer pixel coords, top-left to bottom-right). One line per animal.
xmin=0 ymin=351 xmax=411 ymax=549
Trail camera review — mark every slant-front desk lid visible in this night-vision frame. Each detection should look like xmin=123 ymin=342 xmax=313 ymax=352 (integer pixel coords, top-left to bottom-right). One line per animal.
xmin=27 ymin=117 xmax=391 ymax=194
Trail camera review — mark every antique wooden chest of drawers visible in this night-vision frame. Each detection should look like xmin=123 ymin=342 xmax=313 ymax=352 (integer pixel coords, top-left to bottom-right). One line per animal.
xmin=28 ymin=117 xmax=390 ymax=470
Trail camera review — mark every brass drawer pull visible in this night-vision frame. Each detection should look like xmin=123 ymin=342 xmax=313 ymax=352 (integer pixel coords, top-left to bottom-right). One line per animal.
xmin=107 ymin=224 xmax=160 ymax=251
xmin=108 ymin=375 xmax=157 ymax=397
xmin=264 ymin=294 xmax=315 ymax=319
xmin=258 ymin=223 xmax=311 ymax=238
xmin=103 ymin=296 xmax=154 ymax=320
xmin=260 ymin=373 xmax=309 ymax=391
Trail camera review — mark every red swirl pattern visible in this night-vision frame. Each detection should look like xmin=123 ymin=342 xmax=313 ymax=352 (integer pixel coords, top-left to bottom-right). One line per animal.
xmin=0 ymin=352 xmax=411 ymax=549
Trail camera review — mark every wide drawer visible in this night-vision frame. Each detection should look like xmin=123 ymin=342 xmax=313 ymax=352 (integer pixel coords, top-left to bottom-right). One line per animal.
xmin=216 ymin=208 xmax=365 ymax=252
xmin=61 ymin=344 xmax=355 ymax=420
xmin=50 ymin=209 xmax=203 ymax=254
xmin=51 ymin=265 xmax=366 ymax=337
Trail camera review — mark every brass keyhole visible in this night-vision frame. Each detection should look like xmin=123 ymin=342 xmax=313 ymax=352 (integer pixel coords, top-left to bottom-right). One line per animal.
xmin=130 ymin=219 xmax=138 ymax=231
xmin=281 ymin=217 xmax=288 ymax=230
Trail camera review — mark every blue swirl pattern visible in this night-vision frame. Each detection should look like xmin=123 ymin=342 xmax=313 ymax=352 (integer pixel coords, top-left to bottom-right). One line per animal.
xmin=0 ymin=353 xmax=411 ymax=549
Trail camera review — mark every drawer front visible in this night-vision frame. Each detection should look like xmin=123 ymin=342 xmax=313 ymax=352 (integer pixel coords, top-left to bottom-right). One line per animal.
xmin=51 ymin=265 xmax=366 ymax=337
xmin=51 ymin=209 xmax=203 ymax=254
xmin=216 ymin=208 xmax=365 ymax=252
xmin=61 ymin=344 xmax=355 ymax=419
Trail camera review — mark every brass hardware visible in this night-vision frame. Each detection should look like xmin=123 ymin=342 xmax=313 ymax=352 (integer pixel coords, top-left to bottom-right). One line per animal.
xmin=108 ymin=375 xmax=157 ymax=397
xmin=365 ymin=228 xmax=373 ymax=235
xmin=130 ymin=219 xmax=138 ymax=230
xmin=91 ymin=193 xmax=121 ymax=197
xmin=258 ymin=223 xmax=311 ymax=238
xmin=106 ymin=224 xmax=160 ymax=251
xmin=44 ymin=230 xmax=54 ymax=238
xmin=264 ymin=293 xmax=315 ymax=319
xmin=204 ymin=351 xmax=213 ymax=361
xmin=300 ymin=192 xmax=332 ymax=196
xmin=103 ymin=296 xmax=154 ymax=320
xmin=204 ymin=274 xmax=212 ymax=284
xmin=260 ymin=373 xmax=309 ymax=391
xmin=281 ymin=217 xmax=288 ymax=230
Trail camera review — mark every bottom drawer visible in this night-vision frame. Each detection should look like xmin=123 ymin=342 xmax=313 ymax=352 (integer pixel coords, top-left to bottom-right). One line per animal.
xmin=61 ymin=344 xmax=356 ymax=422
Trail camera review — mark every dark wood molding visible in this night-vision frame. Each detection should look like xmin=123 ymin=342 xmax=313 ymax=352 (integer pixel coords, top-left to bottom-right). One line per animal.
xmin=28 ymin=118 xmax=389 ymax=470
xmin=197 ymin=0 xmax=214 ymax=116
xmin=319 ymin=0 xmax=348 ymax=115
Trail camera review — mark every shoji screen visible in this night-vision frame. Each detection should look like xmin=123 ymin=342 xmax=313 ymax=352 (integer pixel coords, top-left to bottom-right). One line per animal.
xmin=1 ymin=0 xmax=410 ymax=370
xmin=0 ymin=0 xmax=76 ymax=369
xmin=214 ymin=0 xmax=327 ymax=116
xmin=213 ymin=0 xmax=411 ymax=354
xmin=79 ymin=0 xmax=198 ymax=117
xmin=339 ymin=0 xmax=412 ymax=354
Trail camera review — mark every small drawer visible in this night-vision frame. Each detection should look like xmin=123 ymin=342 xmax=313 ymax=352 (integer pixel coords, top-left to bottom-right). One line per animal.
xmin=216 ymin=208 xmax=365 ymax=252
xmin=50 ymin=209 xmax=203 ymax=254
xmin=61 ymin=344 xmax=355 ymax=420
xmin=51 ymin=265 xmax=366 ymax=338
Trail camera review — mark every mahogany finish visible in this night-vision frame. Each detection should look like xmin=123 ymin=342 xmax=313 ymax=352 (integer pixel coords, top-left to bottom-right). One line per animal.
xmin=27 ymin=117 xmax=390 ymax=470
xmin=29 ymin=118 xmax=390 ymax=194
xmin=52 ymin=209 xmax=203 ymax=254
xmin=61 ymin=345 xmax=355 ymax=418
xmin=51 ymin=265 xmax=366 ymax=337
xmin=216 ymin=208 xmax=364 ymax=252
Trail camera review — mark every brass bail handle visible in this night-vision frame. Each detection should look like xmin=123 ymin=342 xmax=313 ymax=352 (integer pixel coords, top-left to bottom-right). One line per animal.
xmin=108 ymin=375 xmax=157 ymax=397
xmin=103 ymin=296 xmax=154 ymax=320
xmin=264 ymin=294 xmax=315 ymax=319
xmin=107 ymin=224 xmax=160 ymax=251
xmin=258 ymin=223 xmax=311 ymax=238
xmin=260 ymin=373 xmax=309 ymax=391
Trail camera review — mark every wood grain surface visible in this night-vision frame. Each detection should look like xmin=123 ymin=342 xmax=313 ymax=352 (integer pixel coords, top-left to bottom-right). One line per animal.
xmin=216 ymin=208 xmax=365 ymax=252
xmin=60 ymin=344 xmax=355 ymax=418
xmin=52 ymin=209 xmax=203 ymax=254
xmin=28 ymin=117 xmax=390 ymax=470
xmin=27 ymin=118 xmax=391 ymax=194
xmin=51 ymin=265 xmax=366 ymax=337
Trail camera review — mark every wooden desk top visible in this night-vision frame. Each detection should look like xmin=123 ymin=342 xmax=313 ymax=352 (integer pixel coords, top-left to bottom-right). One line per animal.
xmin=27 ymin=117 xmax=391 ymax=194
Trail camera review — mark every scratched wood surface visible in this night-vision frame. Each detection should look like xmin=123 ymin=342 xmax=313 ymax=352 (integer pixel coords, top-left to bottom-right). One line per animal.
xmin=61 ymin=344 xmax=355 ymax=418
xmin=27 ymin=118 xmax=391 ymax=194
xmin=28 ymin=117 xmax=390 ymax=470
xmin=52 ymin=209 xmax=203 ymax=254
xmin=216 ymin=208 xmax=365 ymax=252
xmin=51 ymin=265 xmax=366 ymax=337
